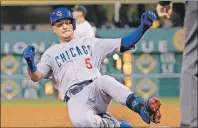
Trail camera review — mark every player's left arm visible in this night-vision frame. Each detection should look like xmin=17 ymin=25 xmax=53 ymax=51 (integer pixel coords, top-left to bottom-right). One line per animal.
xmin=120 ymin=11 xmax=156 ymax=52
xmin=91 ymin=11 xmax=156 ymax=61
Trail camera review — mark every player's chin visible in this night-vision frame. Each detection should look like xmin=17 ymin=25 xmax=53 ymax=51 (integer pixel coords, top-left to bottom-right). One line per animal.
xmin=62 ymin=33 xmax=72 ymax=39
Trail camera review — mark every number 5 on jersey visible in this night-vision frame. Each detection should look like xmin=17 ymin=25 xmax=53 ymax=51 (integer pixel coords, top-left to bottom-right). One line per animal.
xmin=85 ymin=58 xmax=93 ymax=69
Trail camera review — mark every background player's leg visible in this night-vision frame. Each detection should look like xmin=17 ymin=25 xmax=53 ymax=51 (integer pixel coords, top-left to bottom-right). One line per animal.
xmin=180 ymin=1 xmax=198 ymax=127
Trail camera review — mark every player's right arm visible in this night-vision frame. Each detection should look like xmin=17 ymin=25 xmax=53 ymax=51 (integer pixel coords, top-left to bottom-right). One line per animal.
xmin=27 ymin=70 xmax=43 ymax=82
xmin=23 ymin=46 xmax=52 ymax=82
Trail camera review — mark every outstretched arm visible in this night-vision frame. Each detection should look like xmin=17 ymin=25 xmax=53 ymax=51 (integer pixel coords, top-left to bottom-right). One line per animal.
xmin=23 ymin=46 xmax=43 ymax=82
xmin=27 ymin=70 xmax=43 ymax=82
xmin=23 ymin=46 xmax=52 ymax=82
xmin=120 ymin=11 xmax=157 ymax=52
xmin=90 ymin=11 xmax=156 ymax=61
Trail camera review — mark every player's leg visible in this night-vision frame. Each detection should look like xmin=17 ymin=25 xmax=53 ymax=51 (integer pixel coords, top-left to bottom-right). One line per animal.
xmin=66 ymin=84 xmax=120 ymax=127
xmin=86 ymin=80 xmax=133 ymax=127
xmin=92 ymin=75 xmax=133 ymax=105
xmin=92 ymin=75 xmax=161 ymax=124
xmin=180 ymin=1 xmax=198 ymax=127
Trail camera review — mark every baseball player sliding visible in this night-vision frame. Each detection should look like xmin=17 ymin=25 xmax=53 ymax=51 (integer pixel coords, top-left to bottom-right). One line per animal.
xmin=23 ymin=7 xmax=161 ymax=127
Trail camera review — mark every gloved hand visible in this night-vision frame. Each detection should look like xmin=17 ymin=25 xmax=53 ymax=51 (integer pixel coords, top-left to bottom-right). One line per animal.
xmin=139 ymin=97 xmax=162 ymax=124
xmin=141 ymin=11 xmax=157 ymax=30
xmin=23 ymin=45 xmax=37 ymax=72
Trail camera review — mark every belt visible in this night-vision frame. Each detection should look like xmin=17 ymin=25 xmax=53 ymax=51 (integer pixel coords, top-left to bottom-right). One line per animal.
xmin=63 ymin=79 xmax=93 ymax=103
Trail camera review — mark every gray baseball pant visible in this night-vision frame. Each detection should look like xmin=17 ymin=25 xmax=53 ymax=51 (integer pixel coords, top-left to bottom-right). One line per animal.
xmin=180 ymin=1 xmax=198 ymax=127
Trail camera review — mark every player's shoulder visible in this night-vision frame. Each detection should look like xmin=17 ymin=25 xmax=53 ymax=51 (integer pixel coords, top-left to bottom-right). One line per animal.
xmin=80 ymin=36 xmax=97 ymax=45
xmin=43 ymin=44 xmax=60 ymax=55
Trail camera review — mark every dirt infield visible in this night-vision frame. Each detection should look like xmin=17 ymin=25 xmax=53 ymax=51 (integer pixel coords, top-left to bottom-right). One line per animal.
xmin=1 ymin=102 xmax=180 ymax=127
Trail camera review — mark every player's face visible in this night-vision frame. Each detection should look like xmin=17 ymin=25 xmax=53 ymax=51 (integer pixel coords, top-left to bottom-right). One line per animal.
xmin=72 ymin=11 xmax=83 ymax=19
xmin=52 ymin=19 xmax=74 ymax=41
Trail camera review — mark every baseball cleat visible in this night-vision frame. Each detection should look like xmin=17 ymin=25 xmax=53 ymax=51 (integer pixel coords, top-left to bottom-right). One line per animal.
xmin=148 ymin=97 xmax=161 ymax=112
xmin=119 ymin=120 xmax=133 ymax=128
xmin=147 ymin=97 xmax=162 ymax=124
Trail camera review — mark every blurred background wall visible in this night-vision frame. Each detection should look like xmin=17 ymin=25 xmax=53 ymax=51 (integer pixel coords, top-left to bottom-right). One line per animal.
xmin=1 ymin=0 xmax=184 ymax=100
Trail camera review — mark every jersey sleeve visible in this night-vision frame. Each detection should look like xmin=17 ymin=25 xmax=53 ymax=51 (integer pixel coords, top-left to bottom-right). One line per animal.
xmin=36 ymin=50 xmax=52 ymax=79
xmin=92 ymin=38 xmax=122 ymax=59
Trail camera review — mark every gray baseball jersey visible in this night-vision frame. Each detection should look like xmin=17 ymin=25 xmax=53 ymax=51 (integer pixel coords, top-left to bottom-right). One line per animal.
xmin=36 ymin=37 xmax=122 ymax=100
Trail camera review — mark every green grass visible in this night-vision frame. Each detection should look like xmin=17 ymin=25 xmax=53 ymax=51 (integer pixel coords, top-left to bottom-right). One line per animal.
xmin=1 ymin=97 xmax=179 ymax=107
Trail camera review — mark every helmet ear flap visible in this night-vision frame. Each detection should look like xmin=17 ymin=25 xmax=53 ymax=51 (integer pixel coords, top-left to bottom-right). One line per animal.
xmin=72 ymin=19 xmax=76 ymax=30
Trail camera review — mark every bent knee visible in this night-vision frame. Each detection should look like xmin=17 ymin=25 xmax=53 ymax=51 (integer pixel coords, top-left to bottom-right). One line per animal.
xmin=97 ymin=75 xmax=115 ymax=83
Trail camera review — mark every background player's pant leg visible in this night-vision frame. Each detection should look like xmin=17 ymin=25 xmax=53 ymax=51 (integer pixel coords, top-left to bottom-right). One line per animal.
xmin=180 ymin=1 xmax=198 ymax=127
xmin=67 ymin=84 xmax=120 ymax=127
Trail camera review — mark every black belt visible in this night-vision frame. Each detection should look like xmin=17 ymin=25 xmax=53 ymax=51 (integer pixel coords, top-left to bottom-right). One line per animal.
xmin=63 ymin=80 xmax=93 ymax=103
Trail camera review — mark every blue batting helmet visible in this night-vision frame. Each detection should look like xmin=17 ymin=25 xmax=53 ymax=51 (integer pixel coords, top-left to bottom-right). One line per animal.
xmin=50 ymin=7 xmax=76 ymax=30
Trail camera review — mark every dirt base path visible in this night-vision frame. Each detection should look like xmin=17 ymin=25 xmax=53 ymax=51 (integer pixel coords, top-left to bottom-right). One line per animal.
xmin=1 ymin=104 xmax=180 ymax=127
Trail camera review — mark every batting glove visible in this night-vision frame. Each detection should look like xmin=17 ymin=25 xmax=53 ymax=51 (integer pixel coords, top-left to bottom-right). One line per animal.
xmin=140 ymin=11 xmax=157 ymax=30
xmin=23 ymin=45 xmax=37 ymax=72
